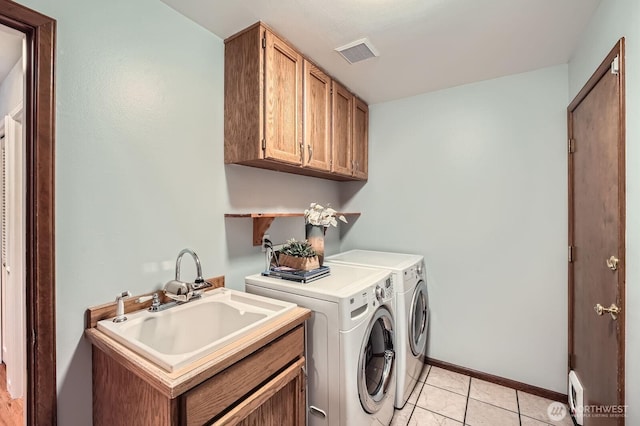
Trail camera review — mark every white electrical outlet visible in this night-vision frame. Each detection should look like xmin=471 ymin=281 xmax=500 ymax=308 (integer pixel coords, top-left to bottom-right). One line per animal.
xmin=262 ymin=234 xmax=270 ymax=252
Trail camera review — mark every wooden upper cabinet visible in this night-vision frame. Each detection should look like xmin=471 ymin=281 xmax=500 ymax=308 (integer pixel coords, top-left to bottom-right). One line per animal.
xmin=224 ymin=22 xmax=368 ymax=181
xmin=224 ymin=24 xmax=262 ymax=164
xmin=224 ymin=23 xmax=302 ymax=166
xmin=331 ymin=81 xmax=353 ymax=176
xmin=264 ymin=30 xmax=303 ymax=165
xmin=303 ymin=60 xmax=331 ymax=171
xmin=352 ymin=98 xmax=369 ymax=180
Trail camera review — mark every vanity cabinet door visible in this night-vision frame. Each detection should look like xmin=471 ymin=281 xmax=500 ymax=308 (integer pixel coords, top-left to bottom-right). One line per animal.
xmin=214 ymin=358 xmax=306 ymax=425
xmin=182 ymin=326 xmax=305 ymax=426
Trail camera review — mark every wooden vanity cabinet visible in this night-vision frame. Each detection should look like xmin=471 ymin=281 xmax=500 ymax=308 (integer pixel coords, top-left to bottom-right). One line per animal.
xmin=224 ymin=23 xmax=303 ymax=167
xmin=89 ymin=311 xmax=309 ymax=426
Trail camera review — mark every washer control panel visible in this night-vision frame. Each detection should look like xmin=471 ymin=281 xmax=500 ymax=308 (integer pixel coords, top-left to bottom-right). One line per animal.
xmin=344 ymin=273 xmax=393 ymax=327
xmin=405 ymin=261 xmax=426 ymax=281
xmin=374 ymin=276 xmax=394 ymax=304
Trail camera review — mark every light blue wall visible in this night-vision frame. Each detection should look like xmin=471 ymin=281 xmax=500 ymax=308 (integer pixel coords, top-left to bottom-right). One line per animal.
xmin=341 ymin=65 xmax=569 ymax=393
xmin=11 ymin=0 xmax=612 ymax=423
xmin=569 ymin=0 xmax=640 ymax=422
xmin=18 ymin=0 xmax=340 ymax=424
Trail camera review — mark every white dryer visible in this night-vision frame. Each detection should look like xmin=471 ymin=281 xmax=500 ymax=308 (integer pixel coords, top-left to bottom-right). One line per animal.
xmin=325 ymin=250 xmax=429 ymax=409
xmin=245 ymin=263 xmax=396 ymax=426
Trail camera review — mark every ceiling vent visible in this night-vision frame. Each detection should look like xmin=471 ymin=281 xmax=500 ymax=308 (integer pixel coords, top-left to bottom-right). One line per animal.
xmin=335 ymin=38 xmax=379 ymax=64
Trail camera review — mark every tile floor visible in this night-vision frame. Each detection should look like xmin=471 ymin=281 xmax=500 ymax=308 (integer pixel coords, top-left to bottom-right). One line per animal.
xmin=391 ymin=365 xmax=575 ymax=426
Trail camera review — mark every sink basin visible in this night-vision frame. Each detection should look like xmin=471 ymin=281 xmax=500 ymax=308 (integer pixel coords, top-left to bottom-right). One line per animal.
xmin=96 ymin=288 xmax=296 ymax=372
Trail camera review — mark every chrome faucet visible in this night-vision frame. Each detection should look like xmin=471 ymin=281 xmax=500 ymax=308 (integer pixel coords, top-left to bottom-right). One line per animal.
xmin=163 ymin=248 xmax=210 ymax=302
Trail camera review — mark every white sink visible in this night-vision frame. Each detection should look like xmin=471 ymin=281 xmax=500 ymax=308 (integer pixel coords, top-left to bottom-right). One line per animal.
xmin=96 ymin=288 xmax=296 ymax=372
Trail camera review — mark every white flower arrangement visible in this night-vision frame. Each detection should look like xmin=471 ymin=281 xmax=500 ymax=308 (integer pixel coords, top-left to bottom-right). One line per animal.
xmin=304 ymin=203 xmax=348 ymax=227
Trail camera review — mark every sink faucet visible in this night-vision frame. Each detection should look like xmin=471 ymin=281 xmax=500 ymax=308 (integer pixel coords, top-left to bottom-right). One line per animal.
xmin=163 ymin=248 xmax=210 ymax=302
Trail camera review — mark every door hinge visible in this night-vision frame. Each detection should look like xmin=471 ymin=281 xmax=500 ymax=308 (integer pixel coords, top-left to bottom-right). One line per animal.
xmin=568 ymin=138 xmax=576 ymax=154
xmin=262 ymin=37 xmax=266 ymax=49
xmin=569 ymin=245 xmax=574 ymax=263
xmin=261 ymin=138 xmax=266 ymax=150
xmin=31 ymin=329 xmax=36 ymax=346
xmin=611 ymin=56 xmax=619 ymax=75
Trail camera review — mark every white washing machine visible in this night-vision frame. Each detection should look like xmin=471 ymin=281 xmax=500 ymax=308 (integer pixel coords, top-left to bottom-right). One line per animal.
xmin=325 ymin=250 xmax=429 ymax=409
xmin=245 ymin=263 xmax=396 ymax=426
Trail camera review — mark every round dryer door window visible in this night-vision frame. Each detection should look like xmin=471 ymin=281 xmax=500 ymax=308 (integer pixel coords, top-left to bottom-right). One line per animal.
xmin=358 ymin=306 xmax=395 ymax=414
xmin=409 ymin=280 xmax=429 ymax=356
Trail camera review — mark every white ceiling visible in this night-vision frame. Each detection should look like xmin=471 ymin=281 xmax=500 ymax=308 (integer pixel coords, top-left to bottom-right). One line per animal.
xmin=0 ymin=24 xmax=23 ymax=83
xmin=161 ymin=0 xmax=602 ymax=104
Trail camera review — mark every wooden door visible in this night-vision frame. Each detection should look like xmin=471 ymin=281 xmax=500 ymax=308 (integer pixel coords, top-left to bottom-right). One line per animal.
xmin=352 ymin=98 xmax=369 ymax=180
xmin=568 ymin=39 xmax=625 ymax=426
xmin=263 ymin=29 xmax=302 ymax=165
xmin=303 ymin=60 xmax=331 ymax=171
xmin=331 ymin=81 xmax=353 ymax=176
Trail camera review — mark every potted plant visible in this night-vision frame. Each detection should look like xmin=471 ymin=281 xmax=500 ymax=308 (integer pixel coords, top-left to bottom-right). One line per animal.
xmin=304 ymin=203 xmax=348 ymax=265
xmin=278 ymin=239 xmax=320 ymax=271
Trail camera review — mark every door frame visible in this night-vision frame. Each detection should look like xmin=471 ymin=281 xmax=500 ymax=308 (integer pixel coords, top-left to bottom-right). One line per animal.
xmin=567 ymin=38 xmax=626 ymax=417
xmin=0 ymin=1 xmax=56 ymax=424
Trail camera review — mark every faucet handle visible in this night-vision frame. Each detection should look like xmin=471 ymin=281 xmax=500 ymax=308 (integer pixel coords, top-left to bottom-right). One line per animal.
xmin=191 ymin=279 xmax=211 ymax=291
xmin=116 ymin=291 xmax=131 ymax=301
xmin=137 ymin=293 xmax=161 ymax=311
xmin=136 ymin=295 xmax=154 ymax=303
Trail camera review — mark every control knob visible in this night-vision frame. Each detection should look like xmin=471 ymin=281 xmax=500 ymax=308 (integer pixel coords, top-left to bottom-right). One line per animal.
xmin=375 ymin=285 xmax=384 ymax=302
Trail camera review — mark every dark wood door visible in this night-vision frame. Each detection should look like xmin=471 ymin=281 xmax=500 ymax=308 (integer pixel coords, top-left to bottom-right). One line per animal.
xmin=568 ymin=39 xmax=625 ymax=426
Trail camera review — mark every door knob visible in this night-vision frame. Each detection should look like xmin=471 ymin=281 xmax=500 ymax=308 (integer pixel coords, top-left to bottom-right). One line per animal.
xmin=594 ymin=303 xmax=620 ymax=320
xmin=606 ymin=255 xmax=619 ymax=271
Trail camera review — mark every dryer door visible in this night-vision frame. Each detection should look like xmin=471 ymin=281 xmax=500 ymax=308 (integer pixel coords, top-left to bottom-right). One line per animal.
xmin=409 ymin=279 xmax=429 ymax=357
xmin=358 ymin=306 xmax=395 ymax=414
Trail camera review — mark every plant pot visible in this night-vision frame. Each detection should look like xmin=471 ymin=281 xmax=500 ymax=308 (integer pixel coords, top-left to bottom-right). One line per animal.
xmin=305 ymin=224 xmax=326 ymax=266
xmin=278 ymin=253 xmax=320 ymax=271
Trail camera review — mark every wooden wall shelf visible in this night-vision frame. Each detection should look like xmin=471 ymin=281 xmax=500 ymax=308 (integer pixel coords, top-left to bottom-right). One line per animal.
xmin=224 ymin=212 xmax=361 ymax=246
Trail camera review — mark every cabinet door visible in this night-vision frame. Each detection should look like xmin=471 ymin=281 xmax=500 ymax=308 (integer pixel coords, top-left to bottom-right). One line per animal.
xmin=264 ymin=29 xmax=303 ymax=165
xmin=352 ymin=98 xmax=368 ymax=180
xmin=303 ymin=61 xmax=331 ymax=171
xmin=331 ymin=81 xmax=353 ymax=176
xmin=214 ymin=358 xmax=306 ymax=426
